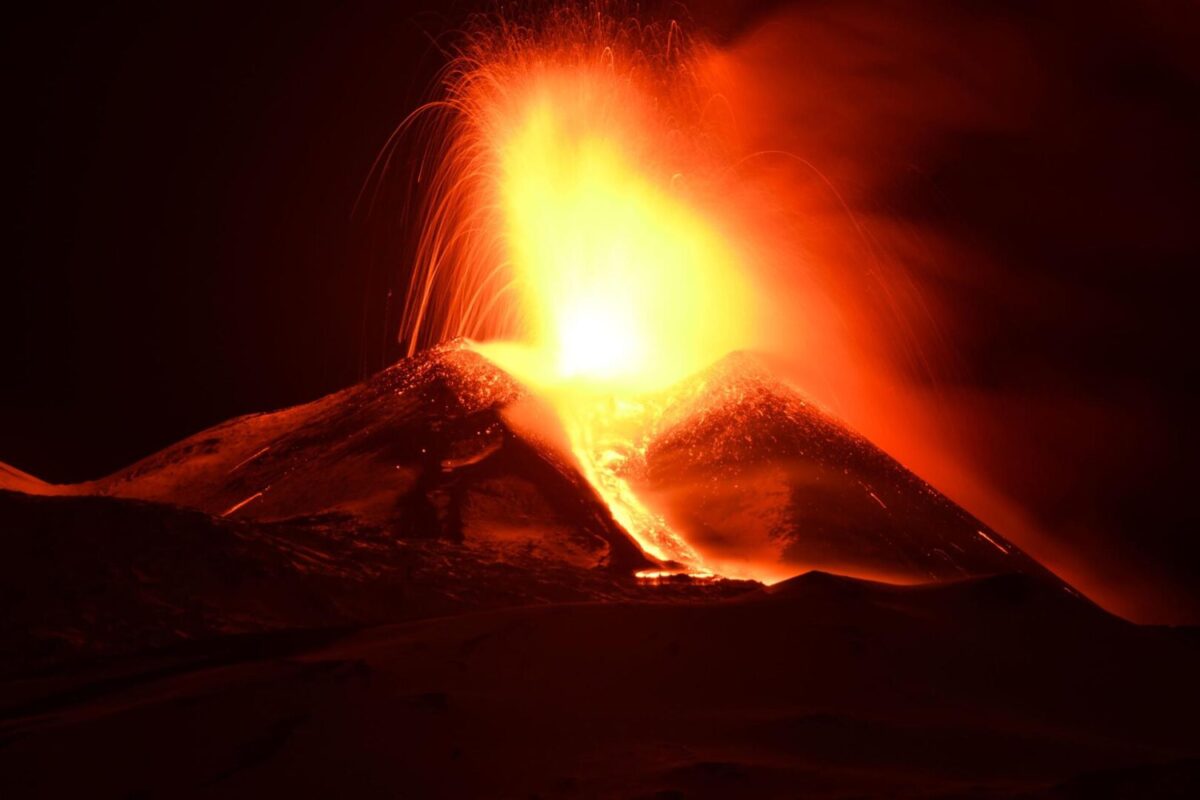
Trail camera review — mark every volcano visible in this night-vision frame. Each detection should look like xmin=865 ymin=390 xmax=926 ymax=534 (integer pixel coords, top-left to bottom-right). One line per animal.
xmin=0 ymin=342 xmax=1117 ymax=666
xmin=17 ymin=342 xmax=1058 ymax=598
xmin=3 ymin=345 xmax=1199 ymax=797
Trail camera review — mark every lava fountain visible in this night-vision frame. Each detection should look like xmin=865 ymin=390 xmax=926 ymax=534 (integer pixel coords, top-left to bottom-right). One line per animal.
xmin=387 ymin=4 xmax=767 ymax=573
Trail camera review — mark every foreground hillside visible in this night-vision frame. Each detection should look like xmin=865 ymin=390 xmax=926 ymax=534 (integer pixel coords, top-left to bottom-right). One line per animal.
xmin=3 ymin=571 xmax=1198 ymax=798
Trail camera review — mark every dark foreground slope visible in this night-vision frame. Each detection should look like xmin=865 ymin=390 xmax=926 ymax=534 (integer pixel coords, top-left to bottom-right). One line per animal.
xmin=0 ymin=489 xmax=747 ymax=675
xmin=3 ymin=572 xmax=1198 ymax=799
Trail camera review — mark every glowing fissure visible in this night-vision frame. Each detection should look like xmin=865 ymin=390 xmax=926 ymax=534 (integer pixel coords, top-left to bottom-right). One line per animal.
xmin=397 ymin=5 xmax=759 ymax=575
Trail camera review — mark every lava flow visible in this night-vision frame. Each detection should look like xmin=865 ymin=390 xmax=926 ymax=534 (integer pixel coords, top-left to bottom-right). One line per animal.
xmin=392 ymin=5 xmax=763 ymax=574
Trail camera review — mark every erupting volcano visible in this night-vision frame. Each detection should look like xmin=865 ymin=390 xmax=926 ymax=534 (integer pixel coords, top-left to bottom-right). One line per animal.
xmin=4 ymin=2 xmax=1199 ymax=797
xmin=365 ymin=5 xmax=1056 ymax=590
xmin=380 ymin=5 xmax=766 ymax=574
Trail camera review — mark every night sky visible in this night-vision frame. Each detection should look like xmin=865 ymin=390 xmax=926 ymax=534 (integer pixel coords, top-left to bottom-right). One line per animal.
xmin=3 ymin=1 xmax=1198 ymax=621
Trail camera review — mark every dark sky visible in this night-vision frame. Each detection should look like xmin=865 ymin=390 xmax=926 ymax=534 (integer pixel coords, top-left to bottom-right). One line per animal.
xmin=2 ymin=1 xmax=1198 ymax=621
xmin=3 ymin=1 xmax=456 ymax=481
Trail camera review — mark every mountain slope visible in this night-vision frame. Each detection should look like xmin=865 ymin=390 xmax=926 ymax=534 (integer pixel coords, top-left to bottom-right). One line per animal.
xmin=93 ymin=341 xmax=649 ymax=572
xmin=623 ymin=352 xmax=1062 ymax=587
xmin=0 ymin=461 xmax=57 ymax=496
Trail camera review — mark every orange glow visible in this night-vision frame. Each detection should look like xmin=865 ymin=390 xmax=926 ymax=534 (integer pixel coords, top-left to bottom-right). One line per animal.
xmin=362 ymin=3 xmax=1176 ymax=621
xmin=386 ymin=6 xmax=766 ymax=572
xmin=475 ymin=57 xmax=759 ymax=567
xmin=492 ymin=80 xmax=752 ymax=390
xmin=388 ymin=5 xmax=1050 ymax=587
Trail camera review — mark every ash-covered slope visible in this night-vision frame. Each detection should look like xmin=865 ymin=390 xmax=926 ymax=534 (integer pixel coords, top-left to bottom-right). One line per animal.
xmin=625 ymin=352 xmax=1060 ymax=587
xmin=94 ymin=341 xmax=648 ymax=572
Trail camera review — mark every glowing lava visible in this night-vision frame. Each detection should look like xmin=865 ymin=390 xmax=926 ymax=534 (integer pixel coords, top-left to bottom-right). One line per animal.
xmin=394 ymin=5 xmax=760 ymax=573
xmin=494 ymin=82 xmax=752 ymax=389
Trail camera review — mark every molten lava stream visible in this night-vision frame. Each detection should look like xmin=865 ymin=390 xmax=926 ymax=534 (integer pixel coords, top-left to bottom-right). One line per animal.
xmin=476 ymin=341 xmax=716 ymax=574
xmin=557 ymin=390 xmax=702 ymax=569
